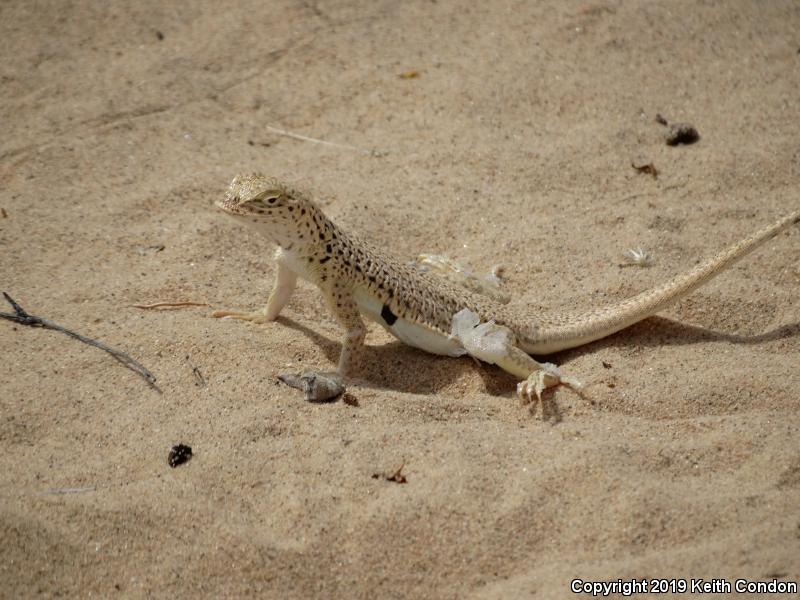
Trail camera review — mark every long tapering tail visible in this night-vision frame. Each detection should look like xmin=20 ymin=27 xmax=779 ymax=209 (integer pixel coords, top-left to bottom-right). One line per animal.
xmin=523 ymin=210 xmax=800 ymax=354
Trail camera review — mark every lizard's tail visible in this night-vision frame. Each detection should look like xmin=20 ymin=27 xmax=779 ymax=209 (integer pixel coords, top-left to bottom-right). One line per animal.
xmin=523 ymin=210 xmax=800 ymax=355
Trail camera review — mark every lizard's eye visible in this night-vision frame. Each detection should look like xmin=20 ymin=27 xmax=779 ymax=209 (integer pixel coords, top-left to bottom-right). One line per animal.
xmin=254 ymin=193 xmax=281 ymax=206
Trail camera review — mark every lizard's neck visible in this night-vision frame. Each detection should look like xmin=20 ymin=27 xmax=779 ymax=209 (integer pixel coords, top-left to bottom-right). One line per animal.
xmin=273 ymin=204 xmax=347 ymax=257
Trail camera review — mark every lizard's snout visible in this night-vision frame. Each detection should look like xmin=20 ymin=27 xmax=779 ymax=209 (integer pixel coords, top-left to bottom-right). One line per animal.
xmin=216 ymin=196 xmax=244 ymax=215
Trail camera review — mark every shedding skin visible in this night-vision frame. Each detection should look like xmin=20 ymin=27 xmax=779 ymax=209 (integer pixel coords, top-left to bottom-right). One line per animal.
xmin=213 ymin=173 xmax=799 ymax=404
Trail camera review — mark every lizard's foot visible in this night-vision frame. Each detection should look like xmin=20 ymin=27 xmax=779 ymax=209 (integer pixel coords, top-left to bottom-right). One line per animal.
xmin=516 ymin=363 xmax=583 ymax=404
xmin=277 ymin=370 xmax=345 ymax=402
xmin=210 ymin=307 xmax=274 ymax=324
xmin=449 ymin=309 xmax=583 ymax=406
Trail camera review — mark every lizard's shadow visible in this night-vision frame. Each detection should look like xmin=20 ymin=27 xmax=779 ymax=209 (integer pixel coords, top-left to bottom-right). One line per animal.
xmin=568 ymin=316 xmax=800 ymax=354
xmin=276 ymin=316 xmax=507 ymax=396
xmin=276 ymin=315 xmax=800 ymax=398
xmin=537 ymin=316 xmax=800 ymax=384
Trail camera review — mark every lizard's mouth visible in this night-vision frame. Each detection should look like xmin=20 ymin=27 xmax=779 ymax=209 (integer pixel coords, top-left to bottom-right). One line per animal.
xmin=215 ymin=197 xmax=246 ymax=215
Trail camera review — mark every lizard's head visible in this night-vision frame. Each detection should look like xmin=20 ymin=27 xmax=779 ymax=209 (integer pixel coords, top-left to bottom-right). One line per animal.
xmin=217 ymin=173 xmax=317 ymax=246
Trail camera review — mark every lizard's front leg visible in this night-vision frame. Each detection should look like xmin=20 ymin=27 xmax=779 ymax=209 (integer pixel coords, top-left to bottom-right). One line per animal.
xmin=211 ymin=251 xmax=298 ymax=323
xmin=451 ymin=309 xmax=582 ymax=403
xmin=277 ymin=284 xmax=365 ymax=402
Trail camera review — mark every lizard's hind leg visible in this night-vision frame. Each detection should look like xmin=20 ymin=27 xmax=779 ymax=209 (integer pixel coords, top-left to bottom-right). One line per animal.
xmin=450 ymin=309 xmax=582 ymax=404
xmin=323 ymin=286 xmax=367 ymax=376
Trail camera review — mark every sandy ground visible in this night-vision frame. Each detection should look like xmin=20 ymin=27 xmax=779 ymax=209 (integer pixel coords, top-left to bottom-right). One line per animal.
xmin=2 ymin=1 xmax=799 ymax=598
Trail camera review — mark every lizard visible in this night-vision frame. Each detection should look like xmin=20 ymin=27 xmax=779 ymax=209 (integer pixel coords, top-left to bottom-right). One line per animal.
xmin=212 ymin=173 xmax=799 ymax=402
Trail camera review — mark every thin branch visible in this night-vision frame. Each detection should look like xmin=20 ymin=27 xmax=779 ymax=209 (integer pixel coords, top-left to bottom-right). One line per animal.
xmin=192 ymin=366 xmax=206 ymax=387
xmin=131 ymin=301 xmax=209 ymax=310
xmin=41 ymin=486 xmax=97 ymax=496
xmin=266 ymin=125 xmax=386 ymax=157
xmin=1 ymin=292 xmax=158 ymax=389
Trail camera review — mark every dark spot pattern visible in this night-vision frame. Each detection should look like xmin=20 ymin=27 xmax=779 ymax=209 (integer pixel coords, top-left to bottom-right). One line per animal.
xmin=381 ymin=304 xmax=398 ymax=326
xmin=224 ymin=174 xmax=515 ymax=337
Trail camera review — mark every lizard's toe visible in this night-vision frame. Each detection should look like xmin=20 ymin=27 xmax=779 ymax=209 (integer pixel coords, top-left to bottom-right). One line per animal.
xmin=517 ymin=365 xmax=581 ymax=404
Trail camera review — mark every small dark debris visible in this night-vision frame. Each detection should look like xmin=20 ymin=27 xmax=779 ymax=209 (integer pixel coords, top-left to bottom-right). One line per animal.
xmin=656 ymin=114 xmax=699 ymax=145
xmin=247 ymin=139 xmax=272 ymax=147
xmin=192 ymin=366 xmax=206 ymax=387
xmin=341 ymin=392 xmax=359 ymax=407
xmin=602 ymin=361 xmax=612 ymax=369
xmin=631 ymin=162 xmax=658 ymax=179
xmin=168 ymin=444 xmax=192 ymax=468
xmin=155 ymin=31 xmax=164 ymax=41
xmin=665 ymin=123 xmax=699 ymax=146
xmin=372 ymin=463 xmax=407 ymax=484
xmin=0 ymin=208 xmax=7 ymax=218
xmin=607 ymin=382 xmax=616 ymax=389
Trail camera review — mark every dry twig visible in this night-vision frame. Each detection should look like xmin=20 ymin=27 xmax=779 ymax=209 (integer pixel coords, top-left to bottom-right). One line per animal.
xmin=266 ymin=125 xmax=385 ymax=157
xmin=1 ymin=292 xmax=157 ymax=389
xmin=41 ymin=486 xmax=97 ymax=495
xmin=131 ymin=301 xmax=209 ymax=310
xmin=372 ymin=462 xmax=408 ymax=484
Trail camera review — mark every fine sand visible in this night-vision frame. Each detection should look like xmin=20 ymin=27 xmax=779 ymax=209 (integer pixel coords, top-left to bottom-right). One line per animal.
xmin=1 ymin=1 xmax=799 ymax=598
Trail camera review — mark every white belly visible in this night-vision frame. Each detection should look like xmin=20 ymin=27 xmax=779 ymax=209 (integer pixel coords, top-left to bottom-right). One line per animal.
xmin=353 ymin=287 xmax=465 ymax=357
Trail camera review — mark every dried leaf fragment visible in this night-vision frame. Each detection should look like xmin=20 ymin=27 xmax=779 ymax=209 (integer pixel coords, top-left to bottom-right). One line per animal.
xmin=372 ymin=463 xmax=407 ymax=484
xmin=631 ymin=162 xmax=658 ymax=179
